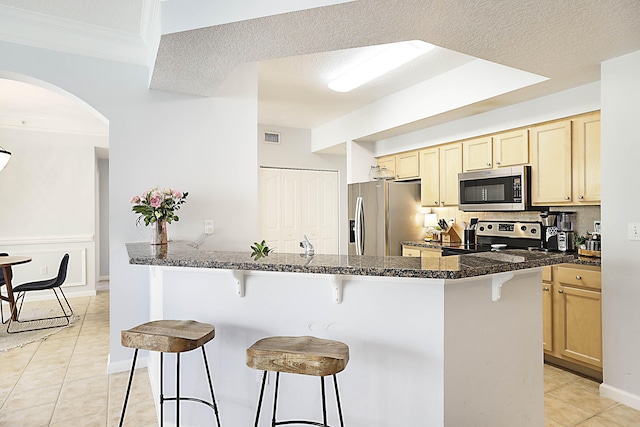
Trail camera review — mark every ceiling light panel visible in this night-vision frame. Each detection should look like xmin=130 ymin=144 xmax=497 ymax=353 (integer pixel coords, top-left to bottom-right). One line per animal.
xmin=328 ymin=40 xmax=434 ymax=93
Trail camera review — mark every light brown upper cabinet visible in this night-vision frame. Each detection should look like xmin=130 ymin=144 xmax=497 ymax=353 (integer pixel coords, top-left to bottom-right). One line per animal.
xmin=463 ymin=136 xmax=493 ymax=171
xmin=376 ymin=155 xmax=396 ymax=177
xmin=463 ymin=129 xmax=529 ymax=172
xmin=377 ymin=151 xmax=420 ymax=180
xmin=530 ymin=120 xmax=573 ymax=205
xmin=395 ymin=150 xmax=420 ymax=180
xmin=572 ymin=112 xmax=601 ymax=204
xmin=420 ymin=143 xmax=462 ymax=207
xmin=494 ymin=129 xmax=529 ymax=167
xmin=530 ymin=112 xmax=600 ymax=205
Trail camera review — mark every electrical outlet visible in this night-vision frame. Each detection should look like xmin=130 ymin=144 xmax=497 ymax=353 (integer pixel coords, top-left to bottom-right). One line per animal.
xmin=205 ymin=220 xmax=214 ymax=235
xmin=629 ymin=223 xmax=640 ymax=241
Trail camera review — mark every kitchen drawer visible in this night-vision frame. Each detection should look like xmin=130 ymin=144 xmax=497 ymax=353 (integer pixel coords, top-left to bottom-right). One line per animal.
xmin=402 ymin=247 xmax=421 ymax=257
xmin=542 ymin=266 xmax=552 ymax=282
xmin=556 ymin=265 xmax=601 ymax=290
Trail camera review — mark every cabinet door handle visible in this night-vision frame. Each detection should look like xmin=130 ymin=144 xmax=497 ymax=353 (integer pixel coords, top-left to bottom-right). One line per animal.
xmin=576 ymin=275 xmax=582 ymax=280
xmin=558 ymin=289 xmax=564 ymax=294
xmin=564 ymin=196 xmax=570 ymax=200
xmin=543 ymin=287 xmax=550 ymax=291
xmin=435 ymin=201 xmax=439 ymax=205
xmin=579 ymin=195 xmax=584 ymax=199
xmin=496 ymin=161 xmax=501 ymax=165
xmin=487 ymin=162 xmax=491 ymax=166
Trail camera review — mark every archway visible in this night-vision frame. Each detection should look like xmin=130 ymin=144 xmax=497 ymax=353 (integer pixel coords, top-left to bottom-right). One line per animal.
xmin=0 ymin=71 xmax=110 ymax=297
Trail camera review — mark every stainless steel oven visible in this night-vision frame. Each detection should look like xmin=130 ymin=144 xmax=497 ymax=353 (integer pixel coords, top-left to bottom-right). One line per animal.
xmin=458 ymin=165 xmax=532 ymax=211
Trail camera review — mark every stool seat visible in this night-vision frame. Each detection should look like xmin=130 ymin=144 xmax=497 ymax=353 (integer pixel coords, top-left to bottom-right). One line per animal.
xmin=119 ymin=319 xmax=221 ymax=427
xmin=247 ymin=336 xmax=349 ymax=427
xmin=247 ymin=335 xmax=349 ymax=376
xmin=121 ymin=319 xmax=215 ymax=353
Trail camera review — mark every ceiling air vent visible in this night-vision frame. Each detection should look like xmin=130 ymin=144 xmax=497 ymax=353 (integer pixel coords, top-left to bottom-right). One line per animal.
xmin=264 ymin=132 xmax=280 ymax=144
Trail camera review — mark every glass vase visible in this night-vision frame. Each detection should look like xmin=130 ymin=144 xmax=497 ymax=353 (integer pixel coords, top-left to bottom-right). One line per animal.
xmin=151 ymin=220 xmax=168 ymax=245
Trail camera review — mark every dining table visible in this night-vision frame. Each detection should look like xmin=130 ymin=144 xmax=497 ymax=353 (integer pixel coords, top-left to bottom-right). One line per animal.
xmin=0 ymin=255 xmax=32 ymax=321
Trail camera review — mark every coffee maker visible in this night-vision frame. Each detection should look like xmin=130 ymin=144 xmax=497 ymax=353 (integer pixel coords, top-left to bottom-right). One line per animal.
xmin=556 ymin=212 xmax=575 ymax=252
xmin=540 ymin=212 xmax=558 ymax=251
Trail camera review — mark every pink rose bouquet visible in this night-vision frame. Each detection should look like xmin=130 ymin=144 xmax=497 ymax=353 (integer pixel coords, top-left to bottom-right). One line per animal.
xmin=130 ymin=187 xmax=188 ymax=226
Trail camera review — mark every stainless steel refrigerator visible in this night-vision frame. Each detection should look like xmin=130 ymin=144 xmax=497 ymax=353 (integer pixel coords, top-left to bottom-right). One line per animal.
xmin=348 ymin=180 xmax=424 ymax=256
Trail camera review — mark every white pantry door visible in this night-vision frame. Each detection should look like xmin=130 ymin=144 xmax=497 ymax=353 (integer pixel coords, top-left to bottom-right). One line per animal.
xmin=259 ymin=168 xmax=339 ymax=255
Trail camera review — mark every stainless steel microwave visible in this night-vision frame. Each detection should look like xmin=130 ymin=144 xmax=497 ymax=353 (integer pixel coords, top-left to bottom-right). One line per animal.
xmin=458 ymin=165 xmax=531 ymax=211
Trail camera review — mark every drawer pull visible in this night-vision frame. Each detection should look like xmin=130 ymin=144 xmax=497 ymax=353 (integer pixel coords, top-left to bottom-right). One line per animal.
xmin=576 ymin=275 xmax=582 ymax=280
xmin=558 ymin=289 xmax=564 ymax=294
xmin=543 ymin=287 xmax=550 ymax=292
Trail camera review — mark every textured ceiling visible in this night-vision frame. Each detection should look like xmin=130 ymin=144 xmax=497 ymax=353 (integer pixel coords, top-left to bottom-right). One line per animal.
xmin=1 ymin=0 xmax=640 ymax=142
xmin=150 ymin=0 xmax=640 ymax=132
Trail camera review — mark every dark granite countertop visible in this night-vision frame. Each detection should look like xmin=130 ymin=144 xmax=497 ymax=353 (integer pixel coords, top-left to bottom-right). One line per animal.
xmin=126 ymin=241 xmax=577 ymax=280
xmin=401 ymin=240 xmax=601 ymax=267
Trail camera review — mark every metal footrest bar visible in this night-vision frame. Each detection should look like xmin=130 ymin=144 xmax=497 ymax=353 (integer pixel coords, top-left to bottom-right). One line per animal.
xmin=121 ymin=346 xmax=221 ymax=427
xmin=253 ymin=371 xmax=345 ymax=427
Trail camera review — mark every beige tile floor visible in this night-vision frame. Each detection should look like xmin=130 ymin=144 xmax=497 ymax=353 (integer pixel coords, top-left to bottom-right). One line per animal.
xmin=0 ymin=287 xmax=156 ymax=427
xmin=2 ymin=286 xmax=640 ymax=426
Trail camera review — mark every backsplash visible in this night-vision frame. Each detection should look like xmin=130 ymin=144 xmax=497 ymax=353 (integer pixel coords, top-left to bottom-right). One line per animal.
xmin=432 ymin=206 xmax=601 ymax=236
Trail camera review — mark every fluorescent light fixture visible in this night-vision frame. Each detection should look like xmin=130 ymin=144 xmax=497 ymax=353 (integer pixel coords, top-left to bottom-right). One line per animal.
xmin=0 ymin=147 xmax=10 ymax=171
xmin=328 ymin=40 xmax=434 ymax=92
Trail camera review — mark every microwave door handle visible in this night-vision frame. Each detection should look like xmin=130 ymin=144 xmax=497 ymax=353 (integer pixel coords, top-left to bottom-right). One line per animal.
xmin=355 ymin=196 xmax=365 ymax=255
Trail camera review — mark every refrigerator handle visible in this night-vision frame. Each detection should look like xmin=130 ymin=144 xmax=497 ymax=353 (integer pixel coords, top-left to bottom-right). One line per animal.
xmin=355 ymin=196 xmax=365 ymax=255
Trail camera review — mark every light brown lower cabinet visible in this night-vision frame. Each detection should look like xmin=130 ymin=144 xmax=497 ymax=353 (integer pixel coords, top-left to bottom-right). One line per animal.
xmin=542 ymin=263 xmax=602 ymax=379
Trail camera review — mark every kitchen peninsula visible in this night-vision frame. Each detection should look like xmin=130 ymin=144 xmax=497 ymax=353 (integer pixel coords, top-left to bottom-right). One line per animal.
xmin=126 ymin=242 xmax=573 ymax=426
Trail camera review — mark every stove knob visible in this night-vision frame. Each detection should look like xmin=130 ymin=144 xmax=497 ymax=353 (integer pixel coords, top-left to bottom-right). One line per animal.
xmin=531 ymin=228 xmax=537 ymax=234
xmin=521 ymin=225 xmax=527 ymax=231
xmin=479 ymin=226 xmax=485 ymax=232
xmin=487 ymin=224 xmax=493 ymax=229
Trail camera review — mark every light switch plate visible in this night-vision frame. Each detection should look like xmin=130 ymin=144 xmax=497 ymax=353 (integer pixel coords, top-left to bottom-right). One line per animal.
xmin=628 ymin=223 xmax=640 ymax=241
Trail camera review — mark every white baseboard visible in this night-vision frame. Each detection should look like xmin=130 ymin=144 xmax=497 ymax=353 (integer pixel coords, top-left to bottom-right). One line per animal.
xmin=17 ymin=289 xmax=97 ymax=302
xmin=600 ymin=383 xmax=640 ymax=411
xmin=107 ymin=353 xmax=149 ymax=375
xmin=98 ymin=275 xmax=110 ymax=282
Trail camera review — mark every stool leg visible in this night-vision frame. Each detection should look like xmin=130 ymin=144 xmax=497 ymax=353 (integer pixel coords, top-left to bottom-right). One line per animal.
xmin=271 ymin=372 xmax=281 ymax=427
xmin=176 ymin=353 xmax=181 ymax=426
xmin=160 ymin=352 xmax=165 ymax=427
xmin=321 ymin=376 xmax=328 ymax=427
xmin=254 ymin=371 xmax=268 ymax=427
xmin=119 ymin=349 xmax=138 ymax=427
xmin=333 ymin=374 xmax=345 ymax=427
xmin=201 ymin=346 xmax=221 ymax=426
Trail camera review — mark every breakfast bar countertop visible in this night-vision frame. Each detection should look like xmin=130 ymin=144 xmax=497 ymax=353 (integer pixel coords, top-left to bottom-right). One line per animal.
xmin=400 ymin=240 xmax=601 ymax=267
xmin=126 ymin=241 xmax=576 ymax=280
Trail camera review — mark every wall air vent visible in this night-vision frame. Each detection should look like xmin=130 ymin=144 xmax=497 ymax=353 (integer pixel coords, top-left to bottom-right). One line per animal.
xmin=264 ymin=132 xmax=280 ymax=144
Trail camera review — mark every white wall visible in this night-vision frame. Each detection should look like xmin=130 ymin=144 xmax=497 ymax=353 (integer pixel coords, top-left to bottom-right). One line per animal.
xmin=98 ymin=158 xmax=109 ymax=279
xmin=258 ymin=124 xmax=348 ymax=253
xmin=0 ymin=127 xmax=101 ymax=296
xmin=0 ymin=39 xmax=259 ymax=368
xmin=374 ymin=82 xmax=601 ymax=155
xmin=600 ymin=49 xmax=640 ymax=408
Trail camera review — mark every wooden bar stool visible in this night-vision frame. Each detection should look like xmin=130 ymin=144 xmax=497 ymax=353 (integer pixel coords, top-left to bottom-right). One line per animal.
xmin=246 ymin=335 xmax=349 ymax=427
xmin=120 ymin=320 xmax=222 ymax=427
